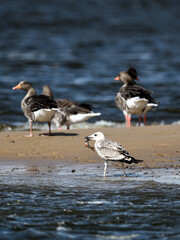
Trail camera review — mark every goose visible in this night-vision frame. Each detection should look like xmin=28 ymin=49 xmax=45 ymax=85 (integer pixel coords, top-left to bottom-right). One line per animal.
xmin=13 ymin=81 xmax=58 ymax=137
xmin=115 ymin=68 xmax=158 ymax=127
xmin=42 ymin=85 xmax=101 ymax=130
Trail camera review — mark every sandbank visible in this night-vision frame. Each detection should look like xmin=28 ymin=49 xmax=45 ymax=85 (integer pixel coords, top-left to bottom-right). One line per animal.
xmin=0 ymin=124 xmax=179 ymax=170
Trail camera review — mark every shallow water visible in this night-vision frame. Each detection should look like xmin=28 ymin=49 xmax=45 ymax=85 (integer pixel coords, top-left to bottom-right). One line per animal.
xmin=0 ymin=163 xmax=180 ymax=240
xmin=0 ymin=0 xmax=180 ymax=131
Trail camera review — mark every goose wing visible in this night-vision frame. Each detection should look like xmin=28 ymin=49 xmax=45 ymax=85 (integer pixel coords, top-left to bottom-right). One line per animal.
xmin=120 ymin=85 xmax=156 ymax=103
xmin=115 ymin=93 xmax=127 ymax=111
xmin=25 ymin=95 xmax=57 ymax=112
xmin=56 ymin=99 xmax=92 ymax=115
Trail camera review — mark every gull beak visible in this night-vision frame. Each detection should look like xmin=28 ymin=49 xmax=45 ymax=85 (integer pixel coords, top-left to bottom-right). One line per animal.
xmin=12 ymin=83 xmax=21 ymax=90
xmin=88 ymin=135 xmax=93 ymax=140
xmin=135 ymin=77 xmax=139 ymax=81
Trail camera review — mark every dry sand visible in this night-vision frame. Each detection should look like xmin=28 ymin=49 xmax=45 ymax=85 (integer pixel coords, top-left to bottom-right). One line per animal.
xmin=0 ymin=124 xmax=179 ymax=169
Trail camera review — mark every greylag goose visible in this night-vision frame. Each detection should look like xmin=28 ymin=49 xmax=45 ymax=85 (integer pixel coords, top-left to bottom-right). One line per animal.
xmin=13 ymin=81 xmax=58 ymax=137
xmin=114 ymin=68 xmax=158 ymax=127
xmin=42 ymin=85 xmax=101 ymax=130
xmin=85 ymin=132 xmax=143 ymax=177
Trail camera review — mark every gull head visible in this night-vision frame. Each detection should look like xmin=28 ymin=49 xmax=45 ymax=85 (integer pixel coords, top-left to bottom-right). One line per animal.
xmin=88 ymin=132 xmax=105 ymax=141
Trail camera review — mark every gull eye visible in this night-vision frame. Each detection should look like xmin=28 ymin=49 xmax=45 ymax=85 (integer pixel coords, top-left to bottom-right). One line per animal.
xmin=94 ymin=134 xmax=97 ymax=136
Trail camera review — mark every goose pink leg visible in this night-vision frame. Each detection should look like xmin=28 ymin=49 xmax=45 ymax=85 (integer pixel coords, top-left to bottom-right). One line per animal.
xmin=125 ymin=114 xmax=131 ymax=127
xmin=143 ymin=115 xmax=147 ymax=126
xmin=25 ymin=122 xmax=34 ymax=137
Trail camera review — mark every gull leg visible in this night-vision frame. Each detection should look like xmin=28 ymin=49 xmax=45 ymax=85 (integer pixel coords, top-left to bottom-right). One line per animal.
xmin=121 ymin=163 xmax=126 ymax=177
xmin=103 ymin=161 xmax=108 ymax=178
xmin=143 ymin=115 xmax=147 ymax=126
xmin=138 ymin=115 xmax=141 ymax=126
xmin=25 ymin=122 xmax=34 ymax=137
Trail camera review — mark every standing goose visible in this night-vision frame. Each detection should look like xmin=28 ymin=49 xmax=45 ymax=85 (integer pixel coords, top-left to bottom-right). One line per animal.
xmin=13 ymin=81 xmax=58 ymax=137
xmin=114 ymin=68 xmax=158 ymax=127
xmin=85 ymin=132 xmax=143 ymax=177
xmin=42 ymin=85 xmax=101 ymax=130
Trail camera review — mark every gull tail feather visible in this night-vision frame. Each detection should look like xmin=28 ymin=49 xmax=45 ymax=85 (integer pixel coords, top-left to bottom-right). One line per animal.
xmin=132 ymin=158 xmax=143 ymax=164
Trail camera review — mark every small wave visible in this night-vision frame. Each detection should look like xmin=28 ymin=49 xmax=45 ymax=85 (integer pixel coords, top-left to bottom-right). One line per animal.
xmin=69 ymin=120 xmax=125 ymax=129
xmin=0 ymin=124 xmax=16 ymax=132
xmin=95 ymin=234 xmax=140 ymax=240
xmin=0 ymin=120 xmax=124 ymax=132
xmin=172 ymin=120 xmax=180 ymax=125
xmin=1 ymin=119 xmax=177 ymax=132
xmin=77 ymin=200 xmax=110 ymax=205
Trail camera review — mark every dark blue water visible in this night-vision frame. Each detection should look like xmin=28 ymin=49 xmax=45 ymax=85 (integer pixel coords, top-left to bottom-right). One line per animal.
xmin=1 ymin=2 xmax=180 ymax=238
xmin=0 ymin=0 xmax=180 ymax=130
xmin=0 ymin=164 xmax=180 ymax=240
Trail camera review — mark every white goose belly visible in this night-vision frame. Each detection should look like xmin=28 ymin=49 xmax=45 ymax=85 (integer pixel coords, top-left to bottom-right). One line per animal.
xmin=126 ymin=97 xmax=148 ymax=115
xmin=33 ymin=109 xmax=57 ymax=122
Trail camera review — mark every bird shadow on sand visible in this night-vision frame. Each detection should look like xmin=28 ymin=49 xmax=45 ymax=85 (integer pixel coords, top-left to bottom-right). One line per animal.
xmin=39 ymin=132 xmax=78 ymax=137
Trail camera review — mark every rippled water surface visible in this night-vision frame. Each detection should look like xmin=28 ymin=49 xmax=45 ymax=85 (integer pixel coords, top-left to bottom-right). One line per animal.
xmin=1 ymin=2 xmax=180 ymax=239
xmin=0 ymin=0 xmax=180 ymax=131
xmin=0 ymin=163 xmax=180 ymax=240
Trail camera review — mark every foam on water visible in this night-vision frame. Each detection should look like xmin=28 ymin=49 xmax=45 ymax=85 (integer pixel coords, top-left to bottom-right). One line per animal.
xmin=0 ymin=118 xmax=171 ymax=132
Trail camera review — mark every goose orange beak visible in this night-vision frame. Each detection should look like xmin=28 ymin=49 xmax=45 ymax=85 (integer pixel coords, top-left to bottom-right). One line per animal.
xmin=12 ymin=83 xmax=21 ymax=90
xmin=114 ymin=76 xmax=120 ymax=81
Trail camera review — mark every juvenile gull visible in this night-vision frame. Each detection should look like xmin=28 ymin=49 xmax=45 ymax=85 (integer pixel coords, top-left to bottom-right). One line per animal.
xmin=86 ymin=132 xmax=143 ymax=177
xmin=115 ymin=67 xmax=158 ymax=127
xmin=43 ymin=85 xmax=101 ymax=130
xmin=13 ymin=81 xmax=58 ymax=137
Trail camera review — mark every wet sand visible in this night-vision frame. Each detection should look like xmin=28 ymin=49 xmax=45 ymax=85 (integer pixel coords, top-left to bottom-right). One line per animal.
xmin=0 ymin=124 xmax=179 ymax=169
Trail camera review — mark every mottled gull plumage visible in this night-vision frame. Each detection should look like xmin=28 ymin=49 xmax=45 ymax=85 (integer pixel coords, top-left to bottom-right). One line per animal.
xmin=86 ymin=132 xmax=143 ymax=177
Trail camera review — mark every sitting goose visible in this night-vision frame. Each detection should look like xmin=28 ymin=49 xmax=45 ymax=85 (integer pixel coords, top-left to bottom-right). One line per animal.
xmin=42 ymin=85 xmax=101 ymax=130
xmin=13 ymin=81 xmax=58 ymax=137
xmin=115 ymin=68 xmax=158 ymax=127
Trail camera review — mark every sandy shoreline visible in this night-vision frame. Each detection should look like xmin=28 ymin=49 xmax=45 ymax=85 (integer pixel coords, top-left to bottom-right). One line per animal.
xmin=0 ymin=124 xmax=179 ymax=169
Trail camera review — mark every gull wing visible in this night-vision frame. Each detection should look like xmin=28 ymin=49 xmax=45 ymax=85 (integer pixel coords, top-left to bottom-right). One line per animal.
xmin=97 ymin=139 xmax=132 ymax=161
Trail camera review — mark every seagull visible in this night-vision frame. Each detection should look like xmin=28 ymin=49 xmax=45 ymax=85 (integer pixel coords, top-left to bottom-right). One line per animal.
xmin=13 ymin=81 xmax=58 ymax=137
xmin=87 ymin=132 xmax=143 ymax=177
xmin=115 ymin=67 xmax=158 ymax=127
xmin=43 ymin=85 xmax=101 ymax=130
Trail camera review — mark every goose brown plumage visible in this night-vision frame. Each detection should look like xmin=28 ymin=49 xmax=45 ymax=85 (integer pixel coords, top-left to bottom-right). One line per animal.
xmin=114 ymin=68 xmax=158 ymax=127
xmin=42 ymin=85 xmax=101 ymax=130
xmin=13 ymin=81 xmax=58 ymax=137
